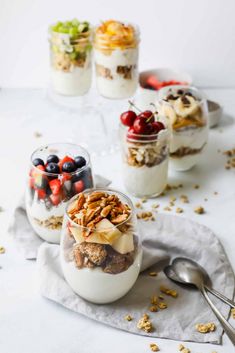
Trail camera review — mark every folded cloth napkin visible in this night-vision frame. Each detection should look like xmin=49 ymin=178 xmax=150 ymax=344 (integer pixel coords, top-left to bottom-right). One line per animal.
xmin=8 ymin=175 xmax=111 ymax=260
xmin=37 ymin=214 xmax=234 ymax=344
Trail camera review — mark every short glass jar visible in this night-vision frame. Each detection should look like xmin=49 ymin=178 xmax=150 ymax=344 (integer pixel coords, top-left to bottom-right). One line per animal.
xmin=49 ymin=20 xmax=92 ymax=96
xmin=94 ymin=20 xmax=140 ymax=99
xmin=26 ymin=143 xmax=94 ymax=244
xmin=119 ymin=123 xmax=169 ymax=198
xmin=158 ymin=86 xmax=209 ymax=171
xmin=60 ymin=188 xmax=142 ymax=304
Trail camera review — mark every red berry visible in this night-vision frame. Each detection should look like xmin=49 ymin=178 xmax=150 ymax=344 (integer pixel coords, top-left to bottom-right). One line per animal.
xmin=49 ymin=178 xmax=61 ymax=195
xmin=36 ymin=189 xmax=46 ymax=200
xmin=138 ymin=110 xmax=154 ymax=123
xmin=120 ymin=110 xmax=137 ymax=127
xmin=133 ymin=117 xmax=148 ymax=134
xmin=50 ymin=194 xmax=61 ymax=206
xmin=152 ymin=121 xmax=165 ymax=133
xmin=61 ymin=172 xmax=71 ymax=183
xmin=73 ymin=180 xmax=85 ymax=194
xmin=29 ymin=177 xmax=35 ymax=189
xmin=127 ymin=127 xmax=138 ymax=140
xmin=37 ymin=165 xmax=45 ymax=172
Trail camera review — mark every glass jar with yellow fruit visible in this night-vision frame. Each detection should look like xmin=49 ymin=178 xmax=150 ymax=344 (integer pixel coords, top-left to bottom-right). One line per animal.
xmin=94 ymin=20 xmax=140 ymax=99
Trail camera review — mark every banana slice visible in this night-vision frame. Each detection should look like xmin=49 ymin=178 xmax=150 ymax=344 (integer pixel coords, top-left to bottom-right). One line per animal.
xmin=160 ymin=104 xmax=177 ymax=126
xmin=174 ymin=96 xmax=199 ymax=118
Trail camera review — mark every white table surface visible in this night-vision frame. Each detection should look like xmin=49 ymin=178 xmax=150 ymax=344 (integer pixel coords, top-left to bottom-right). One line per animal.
xmin=0 ymin=87 xmax=235 ymax=353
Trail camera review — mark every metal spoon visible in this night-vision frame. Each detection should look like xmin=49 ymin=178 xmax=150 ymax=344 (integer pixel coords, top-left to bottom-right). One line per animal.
xmin=168 ymin=257 xmax=235 ymax=345
xmin=164 ymin=262 xmax=235 ymax=308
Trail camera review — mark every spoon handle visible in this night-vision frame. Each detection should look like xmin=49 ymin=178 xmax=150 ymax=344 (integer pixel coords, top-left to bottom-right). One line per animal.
xmin=200 ymin=285 xmax=235 ymax=345
xmin=205 ymin=285 xmax=235 ymax=309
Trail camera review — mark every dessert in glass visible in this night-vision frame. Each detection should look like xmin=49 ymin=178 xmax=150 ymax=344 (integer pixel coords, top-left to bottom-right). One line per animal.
xmin=60 ymin=189 xmax=142 ymax=304
xmin=119 ymin=105 xmax=169 ymax=197
xmin=94 ymin=20 xmax=140 ymax=99
xmin=26 ymin=143 xmax=94 ymax=243
xmin=158 ymin=86 xmax=208 ymax=171
xmin=49 ymin=19 xmax=92 ymax=96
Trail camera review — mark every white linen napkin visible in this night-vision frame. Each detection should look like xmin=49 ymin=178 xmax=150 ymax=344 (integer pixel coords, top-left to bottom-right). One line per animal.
xmin=37 ymin=214 xmax=235 ymax=344
xmin=8 ymin=175 xmax=111 ymax=259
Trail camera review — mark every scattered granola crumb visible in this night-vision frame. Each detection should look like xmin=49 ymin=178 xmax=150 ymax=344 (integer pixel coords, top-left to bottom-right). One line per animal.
xmin=149 ymin=272 xmax=158 ymax=277
xmin=141 ymin=197 xmax=147 ymax=203
xmin=231 ymin=308 xmax=235 ymax=319
xmin=194 ymin=206 xmax=205 ymax=214
xmin=137 ymin=313 xmax=153 ymax=333
xmin=169 ymin=201 xmax=175 ymax=207
xmin=194 ymin=184 xmax=200 ymax=189
xmin=170 ymin=196 xmax=176 ymax=202
xmin=0 ymin=246 xmax=5 ymax=254
xmin=34 ymin=131 xmax=42 ymax=138
xmin=196 ymin=322 xmax=216 ymax=333
xmin=160 ymin=285 xmax=178 ymax=298
xmin=158 ymin=295 xmax=164 ymax=300
xmin=176 ymin=207 xmax=183 ymax=213
xmin=157 ymin=302 xmax=167 ymax=309
xmin=164 ymin=206 xmax=171 ymax=211
xmin=125 ymin=315 xmax=133 ymax=321
xmin=180 ymin=195 xmax=189 ymax=203
xmin=150 ymin=343 xmax=159 ymax=352
xmin=149 ymin=305 xmax=158 ymax=312
xmin=178 ymin=344 xmax=190 ymax=353
xmin=151 ymin=295 xmax=158 ymax=305
xmin=137 ymin=211 xmax=153 ymax=221
xmin=135 ymin=202 xmax=142 ymax=209
xmin=151 ymin=203 xmax=159 ymax=209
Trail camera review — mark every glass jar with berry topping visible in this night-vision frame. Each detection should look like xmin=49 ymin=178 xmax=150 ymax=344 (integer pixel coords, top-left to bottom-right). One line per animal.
xmin=60 ymin=188 xmax=142 ymax=304
xmin=26 ymin=143 xmax=94 ymax=244
xmin=94 ymin=20 xmax=140 ymax=99
xmin=49 ymin=19 xmax=92 ymax=96
xmin=158 ymin=86 xmax=209 ymax=171
xmin=119 ymin=107 xmax=169 ymax=197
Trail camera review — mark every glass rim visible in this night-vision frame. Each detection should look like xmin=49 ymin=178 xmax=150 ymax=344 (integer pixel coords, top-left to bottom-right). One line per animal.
xmin=158 ymin=85 xmax=206 ymax=103
xmin=65 ymin=187 xmax=134 ymax=231
xmin=30 ymin=142 xmax=91 ymax=178
xmin=119 ymin=122 xmax=169 ymax=141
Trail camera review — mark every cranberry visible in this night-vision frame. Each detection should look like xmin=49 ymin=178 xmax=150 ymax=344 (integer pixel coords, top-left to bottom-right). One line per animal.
xmin=138 ymin=110 xmax=154 ymax=123
xmin=120 ymin=110 xmax=137 ymax=127
xmin=152 ymin=121 xmax=165 ymax=133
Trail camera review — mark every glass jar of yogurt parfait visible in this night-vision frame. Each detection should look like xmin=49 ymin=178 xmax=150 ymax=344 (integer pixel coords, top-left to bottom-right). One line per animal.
xmin=60 ymin=189 xmax=142 ymax=304
xmin=158 ymin=86 xmax=208 ymax=171
xmin=26 ymin=143 xmax=94 ymax=244
xmin=49 ymin=19 xmax=92 ymax=96
xmin=94 ymin=20 xmax=140 ymax=99
xmin=119 ymin=107 xmax=169 ymax=197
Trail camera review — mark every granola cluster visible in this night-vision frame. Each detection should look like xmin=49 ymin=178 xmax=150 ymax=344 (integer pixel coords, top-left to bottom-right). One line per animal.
xmin=126 ymin=141 xmax=168 ymax=168
xmin=170 ymin=144 xmax=206 ymax=158
xmin=195 ymin=322 xmax=216 ymax=333
xmin=34 ymin=215 xmax=63 ymax=230
xmin=96 ymin=64 xmax=136 ymax=80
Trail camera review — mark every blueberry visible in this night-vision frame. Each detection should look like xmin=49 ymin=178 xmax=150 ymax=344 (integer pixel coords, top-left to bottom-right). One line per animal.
xmin=45 ymin=162 xmax=60 ymax=174
xmin=72 ymin=167 xmax=93 ymax=188
xmin=47 ymin=154 xmax=59 ymax=164
xmin=74 ymin=156 xmax=86 ymax=169
xmin=32 ymin=158 xmax=44 ymax=167
xmin=62 ymin=161 xmax=76 ymax=173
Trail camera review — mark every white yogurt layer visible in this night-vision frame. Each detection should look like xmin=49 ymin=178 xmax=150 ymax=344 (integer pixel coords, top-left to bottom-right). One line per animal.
xmin=25 ymin=192 xmax=67 ymax=243
xmin=94 ymin=47 xmax=138 ymax=99
xmin=61 ymin=248 xmax=142 ymax=304
xmin=51 ymin=65 xmax=92 ymax=96
xmin=169 ymin=125 xmax=208 ymax=171
xmin=123 ymin=158 xmax=168 ymax=197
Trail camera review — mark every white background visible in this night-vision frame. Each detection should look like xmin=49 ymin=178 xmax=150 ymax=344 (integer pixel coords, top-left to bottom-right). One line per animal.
xmin=1 ymin=0 xmax=235 ymax=88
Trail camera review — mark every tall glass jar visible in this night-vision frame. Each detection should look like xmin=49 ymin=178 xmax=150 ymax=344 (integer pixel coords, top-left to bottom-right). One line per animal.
xmin=60 ymin=188 xmax=142 ymax=304
xmin=158 ymin=86 xmax=209 ymax=171
xmin=119 ymin=123 xmax=169 ymax=198
xmin=94 ymin=20 xmax=140 ymax=99
xmin=26 ymin=143 xmax=94 ymax=244
xmin=49 ymin=20 xmax=92 ymax=96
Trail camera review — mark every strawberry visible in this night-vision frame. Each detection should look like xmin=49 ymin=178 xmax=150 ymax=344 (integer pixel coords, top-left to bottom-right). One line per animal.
xmin=61 ymin=172 xmax=72 ymax=183
xmin=50 ymin=194 xmax=61 ymax=206
xmin=73 ymin=180 xmax=85 ymax=194
xmin=49 ymin=179 xmax=61 ymax=195
xmin=36 ymin=189 xmax=46 ymax=199
xmin=58 ymin=156 xmax=74 ymax=172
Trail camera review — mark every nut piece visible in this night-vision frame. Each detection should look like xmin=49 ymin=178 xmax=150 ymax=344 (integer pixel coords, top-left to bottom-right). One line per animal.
xmin=125 ymin=315 xmax=133 ymax=321
xmin=137 ymin=313 xmax=153 ymax=333
xmin=149 ymin=305 xmax=158 ymax=312
xmin=180 ymin=195 xmax=189 ymax=203
xmin=149 ymin=343 xmax=159 ymax=352
xmin=157 ymin=302 xmax=167 ymax=309
xmin=195 ymin=322 xmax=216 ymax=333
xmin=176 ymin=207 xmax=183 ymax=213
xmin=231 ymin=308 xmax=235 ymax=319
xmin=0 ymin=246 xmax=5 ymax=254
xmin=149 ymin=271 xmax=158 ymax=277
xmin=178 ymin=344 xmax=190 ymax=353
xmin=160 ymin=285 xmax=178 ymax=298
xmin=151 ymin=295 xmax=158 ymax=305
xmin=194 ymin=206 xmax=205 ymax=214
